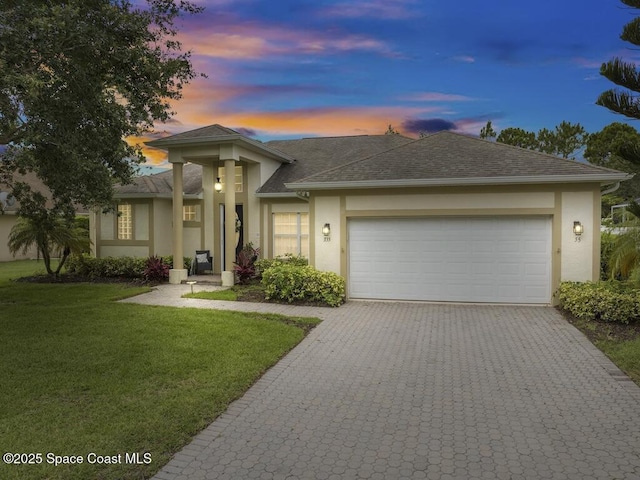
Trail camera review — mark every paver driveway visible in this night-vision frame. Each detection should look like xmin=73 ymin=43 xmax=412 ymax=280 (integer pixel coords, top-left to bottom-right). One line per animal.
xmin=130 ymin=289 xmax=640 ymax=480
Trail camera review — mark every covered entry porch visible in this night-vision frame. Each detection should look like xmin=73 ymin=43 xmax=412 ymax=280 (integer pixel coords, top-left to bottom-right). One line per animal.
xmin=145 ymin=125 xmax=294 ymax=285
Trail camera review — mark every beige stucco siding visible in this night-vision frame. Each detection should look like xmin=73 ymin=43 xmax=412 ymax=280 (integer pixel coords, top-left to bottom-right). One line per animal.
xmin=313 ymin=196 xmax=341 ymax=273
xmin=153 ymin=199 xmax=173 ymax=256
xmin=135 ymin=203 xmax=149 ymax=241
xmin=100 ymin=212 xmax=115 ymax=240
xmin=560 ymin=190 xmax=598 ymax=282
xmin=345 ymin=191 xmax=555 ymax=211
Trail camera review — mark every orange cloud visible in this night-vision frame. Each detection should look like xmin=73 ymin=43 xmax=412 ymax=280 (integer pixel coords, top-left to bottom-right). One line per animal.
xmin=213 ymin=105 xmax=439 ymax=137
xmin=180 ymin=21 xmax=398 ymax=60
xmin=126 ymin=135 xmax=170 ymax=166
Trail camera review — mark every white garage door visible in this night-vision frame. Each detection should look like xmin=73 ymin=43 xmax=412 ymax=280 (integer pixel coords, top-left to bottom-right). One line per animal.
xmin=348 ymin=217 xmax=551 ymax=304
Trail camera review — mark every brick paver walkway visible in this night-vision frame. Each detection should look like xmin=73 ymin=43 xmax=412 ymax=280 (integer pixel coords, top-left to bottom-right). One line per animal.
xmin=122 ymin=286 xmax=640 ymax=479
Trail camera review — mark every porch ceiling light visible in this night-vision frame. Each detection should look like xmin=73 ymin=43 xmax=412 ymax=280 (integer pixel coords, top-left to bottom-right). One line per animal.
xmin=214 ymin=177 xmax=223 ymax=193
xmin=322 ymin=223 xmax=331 ymax=237
xmin=573 ymin=221 xmax=584 ymax=236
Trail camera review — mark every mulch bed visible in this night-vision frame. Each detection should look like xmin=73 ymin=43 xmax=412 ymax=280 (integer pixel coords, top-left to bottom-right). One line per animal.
xmin=558 ymin=308 xmax=640 ymax=344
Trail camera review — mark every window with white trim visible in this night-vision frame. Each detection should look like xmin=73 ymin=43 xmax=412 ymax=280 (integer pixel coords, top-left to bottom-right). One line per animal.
xmin=217 ymin=165 xmax=243 ymax=193
xmin=273 ymin=212 xmax=309 ymax=257
xmin=117 ymin=204 xmax=133 ymax=240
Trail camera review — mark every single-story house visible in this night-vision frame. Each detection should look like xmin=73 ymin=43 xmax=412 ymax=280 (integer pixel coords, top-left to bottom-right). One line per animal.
xmin=90 ymin=124 xmax=631 ymax=304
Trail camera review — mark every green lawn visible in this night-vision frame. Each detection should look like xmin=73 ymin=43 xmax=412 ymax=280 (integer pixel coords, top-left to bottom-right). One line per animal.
xmin=0 ymin=260 xmax=319 ymax=480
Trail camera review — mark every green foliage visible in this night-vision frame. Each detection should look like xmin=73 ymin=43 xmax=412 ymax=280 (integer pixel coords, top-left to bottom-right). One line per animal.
xmin=601 ymin=231 xmax=617 ymax=280
xmin=65 ymin=254 xmax=190 ymax=279
xmin=479 ymin=120 xmax=497 ymax=140
xmin=255 ymin=254 xmax=309 ymax=276
xmin=261 ymin=264 xmax=345 ymax=307
xmin=0 ymin=0 xmax=202 ymax=222
xmin=234 ymin=243 xmax=260 ymax=284
xmin=597 ymin=2 xmax=640 ymax=121
xmin=143 ymin=255 xmax=170 ymax=282
xmin=8 ymin=215 xmax=91 ymax=275
xmin=556 ymin=281 xmax=640 ymax=324
xmin=495 ymin=122 xmax=588 ymax=159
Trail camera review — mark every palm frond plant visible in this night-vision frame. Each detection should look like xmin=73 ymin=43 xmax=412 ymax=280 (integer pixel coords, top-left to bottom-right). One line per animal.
xmin=608 ymin=201 xmax=640 ymax=281
xmin=8 ymin=216 xmax=91 ymax=275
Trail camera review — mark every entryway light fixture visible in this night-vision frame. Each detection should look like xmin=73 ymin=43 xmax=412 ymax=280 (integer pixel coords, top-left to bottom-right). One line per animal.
xmin=322 ymin=223 xmax=331 ymax=237
xmin=573 ymin=221 xmax=584 ymax=240
xmin=214 ymin=177 xmax=223 ymax=193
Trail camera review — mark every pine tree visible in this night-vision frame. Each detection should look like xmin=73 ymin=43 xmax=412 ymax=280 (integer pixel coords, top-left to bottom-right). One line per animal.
xmin=597 ymin=0 xmax=640 ymax=119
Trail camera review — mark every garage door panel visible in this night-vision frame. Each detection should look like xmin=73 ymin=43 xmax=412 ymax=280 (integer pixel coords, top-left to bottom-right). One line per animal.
xmin=348 ymin=217 xmax=551 ymax=304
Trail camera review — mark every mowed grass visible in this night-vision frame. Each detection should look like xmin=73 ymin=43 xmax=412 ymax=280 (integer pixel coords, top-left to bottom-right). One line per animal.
xmin=0 ymin=260 xmax=319 ymax=480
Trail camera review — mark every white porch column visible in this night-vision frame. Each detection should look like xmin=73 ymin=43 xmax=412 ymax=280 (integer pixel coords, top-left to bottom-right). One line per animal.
xmin=169 ymin=161 xmax=188 ymax=284
xmin=202 ymin=163 xmax=215 ymax=259
xmin=222 ymin=158 xmax=236 ymax=286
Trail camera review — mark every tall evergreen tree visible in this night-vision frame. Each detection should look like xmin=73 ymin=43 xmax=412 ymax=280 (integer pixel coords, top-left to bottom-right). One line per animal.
xmin=597 ymin=0 xmax=640 ymax=120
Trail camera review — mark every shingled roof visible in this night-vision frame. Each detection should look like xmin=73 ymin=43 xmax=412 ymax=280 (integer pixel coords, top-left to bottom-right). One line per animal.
xmin=116 ymin=164 xmax=203 ymax=197
xmin=258 ymin=134 xmax=414 ymax=194
xmin=286 ymin=131 xmax=630 ymax=190
xmin=118 ymin=128 xmax=630 ymax=198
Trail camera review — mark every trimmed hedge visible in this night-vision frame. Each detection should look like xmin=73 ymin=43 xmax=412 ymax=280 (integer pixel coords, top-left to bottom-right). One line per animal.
xmin=556 ymin=281 xmax=640 ymax=324
xmin=65 ymin=254 xmax=191 ymax=280
xmin=261 ymin=263 xmax=345 ymax=307
xmin=255 ymin=254 xmax=308 ymax=276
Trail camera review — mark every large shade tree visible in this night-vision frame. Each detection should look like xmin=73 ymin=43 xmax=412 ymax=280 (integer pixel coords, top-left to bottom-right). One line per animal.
xmin=0 ymin=0 xmax=201 ymax=221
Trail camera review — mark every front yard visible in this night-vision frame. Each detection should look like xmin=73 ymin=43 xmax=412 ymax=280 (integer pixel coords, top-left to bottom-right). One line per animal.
xmin=0 ymin=260 xmax=319 ymax=480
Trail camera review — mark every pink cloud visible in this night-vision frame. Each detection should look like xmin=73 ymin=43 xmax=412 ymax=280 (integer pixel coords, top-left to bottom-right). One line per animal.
xmin=452 ymin=55 xmax=476 ymax=63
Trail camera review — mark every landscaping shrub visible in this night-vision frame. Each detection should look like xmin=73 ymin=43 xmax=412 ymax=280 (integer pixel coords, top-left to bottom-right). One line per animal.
xmin=143 ymin=255 xmax=170 ymax=282
xmin=66 ymin=254 xmax=190 ymax=281
xmin=556 ymin=281 xmax=640 ymax=324
xmin=234 ymin=243 xmax=260 ymax=284
xmin=261 ymin=263 xmax=345 ymax=307
xmin=600 ymin=231 xmax=617 ymax=281
xmin=255 ymin=254 xmax=308 ymax=277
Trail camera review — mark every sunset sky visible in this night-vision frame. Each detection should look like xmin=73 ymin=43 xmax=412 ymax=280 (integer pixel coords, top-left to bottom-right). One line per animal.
xmin=141 ymin=0 xmax=639 ymax=168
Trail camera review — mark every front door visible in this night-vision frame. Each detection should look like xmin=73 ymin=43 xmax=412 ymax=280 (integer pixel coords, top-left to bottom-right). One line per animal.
xmin=220 ymin=204 xmax=244 ymax=271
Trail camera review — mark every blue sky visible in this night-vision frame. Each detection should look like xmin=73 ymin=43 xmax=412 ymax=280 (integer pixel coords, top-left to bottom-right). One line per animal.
xmin=141 ymin=0 xmax=639 ymax=165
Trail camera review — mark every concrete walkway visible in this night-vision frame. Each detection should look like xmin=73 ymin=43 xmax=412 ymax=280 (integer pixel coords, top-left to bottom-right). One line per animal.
xmin=122 ymin=286 xmax=640 ymax=479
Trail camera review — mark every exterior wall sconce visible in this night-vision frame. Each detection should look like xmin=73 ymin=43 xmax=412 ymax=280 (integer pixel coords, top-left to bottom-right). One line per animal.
xmin=573 ymin=221 xmax=584 ymax=242
xmin=214 ymin=177 xmax=223 ymax=193
xmin=322 ymin=223 xmax=331 ymax=241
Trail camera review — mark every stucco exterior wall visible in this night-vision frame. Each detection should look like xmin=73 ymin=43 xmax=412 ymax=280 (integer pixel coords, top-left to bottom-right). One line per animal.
xmin=561 ymin=190 xmax=598 ymax=282
xmin=312 ymin=196 xmax=341 ymax=273
xmin=153 ymin=199 xmax=173 ymax=256
xmin=345 ymin=191 xmax=555 ymax=211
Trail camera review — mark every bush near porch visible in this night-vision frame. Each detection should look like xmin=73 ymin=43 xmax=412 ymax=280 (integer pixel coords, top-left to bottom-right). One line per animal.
xmin=65 ymin=254 xmax=191 ymax=281
xmin=261 ymin=263 xmax=345 ymax=307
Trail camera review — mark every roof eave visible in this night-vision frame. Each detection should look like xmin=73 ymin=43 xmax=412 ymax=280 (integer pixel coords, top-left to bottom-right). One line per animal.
xmin=146 ymin=135 xmax=295 ymax=164
xmin=286 ymin=173 xmax=634 ymax=190
xmin=255 ymin=192 xmax=299 ymax=198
